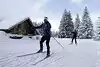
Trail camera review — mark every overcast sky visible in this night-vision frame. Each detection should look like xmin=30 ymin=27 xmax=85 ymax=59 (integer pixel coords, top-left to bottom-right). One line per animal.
xmin=0 ymin=0 xmax=100 ymax=31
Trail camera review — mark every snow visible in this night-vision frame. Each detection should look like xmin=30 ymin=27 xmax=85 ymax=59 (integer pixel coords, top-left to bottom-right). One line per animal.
xmin=0 ymin=31 xmax=9 ymax=41
xmin=0 ymin=31 xmax=100 ymax=67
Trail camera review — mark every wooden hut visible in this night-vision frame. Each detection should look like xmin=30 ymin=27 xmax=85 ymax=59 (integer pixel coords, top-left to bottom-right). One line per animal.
xmin=8 ymin=17 xmax=39 ymax=35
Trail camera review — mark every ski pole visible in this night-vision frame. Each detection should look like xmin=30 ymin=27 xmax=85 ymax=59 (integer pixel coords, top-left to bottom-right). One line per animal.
xmin=52 ymin=36 xmax=64 ymax=49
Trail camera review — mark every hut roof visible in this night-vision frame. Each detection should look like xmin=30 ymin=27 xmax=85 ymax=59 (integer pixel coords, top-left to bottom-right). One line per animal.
xmin=8 ymin=17 xmax=33 ymax=30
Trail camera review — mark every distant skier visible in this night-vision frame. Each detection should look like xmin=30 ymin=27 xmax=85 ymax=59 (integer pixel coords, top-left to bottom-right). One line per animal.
xmin=32 ymin=17 xmax=51 ymax=57
xmin=71 ymin=29 xmax=77 ymax=45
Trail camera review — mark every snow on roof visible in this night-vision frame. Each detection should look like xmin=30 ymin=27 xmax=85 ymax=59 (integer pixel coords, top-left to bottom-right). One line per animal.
xmin=8 ymin=17 xmax=32 ymax=30
xmin=0 ymin=17 xmax=28 ymax=29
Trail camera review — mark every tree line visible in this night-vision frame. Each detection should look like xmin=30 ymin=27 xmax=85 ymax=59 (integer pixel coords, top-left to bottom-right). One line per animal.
xmin=58 ymin=6 xmax=93 ymax=39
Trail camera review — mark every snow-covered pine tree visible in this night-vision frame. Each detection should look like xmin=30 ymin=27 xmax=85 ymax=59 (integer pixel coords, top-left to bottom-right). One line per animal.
xmin=78 ymin=6 xmax=93 ymax=39
xmin=58 ymin=9 xmax=67 ymax=38
xmin=74 ymin=14 xmax=81 ymax=38
xmin=65 ymin=11 xmax=74 ymax=38
xmin=94 ymin=17 xmax=100 ymax=40
xmin=58 ymin=9 xmax=74 ymax=38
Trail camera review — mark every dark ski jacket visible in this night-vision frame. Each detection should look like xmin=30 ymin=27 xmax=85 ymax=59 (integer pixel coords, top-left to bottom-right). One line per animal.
xmin=72 ymin=30 xmax=77 ymax=38
xmin=34 ymin=21 xmax=51 ymax=37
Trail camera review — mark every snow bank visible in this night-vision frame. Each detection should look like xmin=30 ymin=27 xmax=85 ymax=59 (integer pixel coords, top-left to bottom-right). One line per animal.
xmin=32 ymin=35 xmax=41 ymax=40
xmin=21 ymin=35 xmax=41 ymax=40
xmin=8 ymin=34 xmax=23 ymax=37
xmin=7 ymin=33 xmax=41 ymax=40
xmin=0 ymin=31 xmax=8 ymax=41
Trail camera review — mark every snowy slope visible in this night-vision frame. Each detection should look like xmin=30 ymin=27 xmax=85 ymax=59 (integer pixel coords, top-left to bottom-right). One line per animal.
xmin=0 ymin=32 xmax=100 ymax=67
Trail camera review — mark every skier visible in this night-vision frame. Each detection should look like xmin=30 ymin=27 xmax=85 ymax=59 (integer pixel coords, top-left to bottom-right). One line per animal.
xmin=71 ymin=29 xmax=77 ymax=45
xmin=32 ymin=17 xmax=51 ymax=57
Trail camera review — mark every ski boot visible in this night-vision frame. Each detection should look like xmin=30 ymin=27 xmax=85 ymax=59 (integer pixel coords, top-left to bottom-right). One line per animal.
xmin=46 ymin=52 xmax=50 ymax=57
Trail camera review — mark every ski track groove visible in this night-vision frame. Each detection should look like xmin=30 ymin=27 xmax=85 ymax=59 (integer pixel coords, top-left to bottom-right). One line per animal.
xmin=15 ymin=56 xmax=34 ymax=67
xmin=42 ymin=56 xmax=64 ymax=67
xmin=0 ymin=53 xmax=16 ymax=62
xmin=0 ymin=52 xmax=64 ymax=67
xmin=15 ymin=53 xmax=40 ymax=67
xmin=0 ymin=53 xmax=19 ymax=67
xmin=0 ymin=57 xmax=15 ymax=63
xmin=18 ymin=55 xmax=40 ymax=67
xmin=15 ymin=52 xmax=46 ymax=67
xmin=0 ymin=57 xmax=18 ymax=67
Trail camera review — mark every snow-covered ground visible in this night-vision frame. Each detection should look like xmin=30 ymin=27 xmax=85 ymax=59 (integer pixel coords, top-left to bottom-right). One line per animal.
xmin=0 ymin=31 xmax=100 ymax=67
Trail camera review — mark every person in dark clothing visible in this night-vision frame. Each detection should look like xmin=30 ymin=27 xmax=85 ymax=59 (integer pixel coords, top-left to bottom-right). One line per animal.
xmin=33 ymin=17 xmax=51 ymax=57
xmin=71 ymin=29 xmax=77 ymax=45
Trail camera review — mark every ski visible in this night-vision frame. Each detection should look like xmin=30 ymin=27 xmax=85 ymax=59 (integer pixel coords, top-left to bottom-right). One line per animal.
xmin=17 ymin=51 xmax=46 ymax=57
xmin=32 ymin=52 xmax=55 ymax=65
xmin=68 ymin=43 xmax=78 ymax=46
xmin=68 ymin=43 xmax=73 ymax=45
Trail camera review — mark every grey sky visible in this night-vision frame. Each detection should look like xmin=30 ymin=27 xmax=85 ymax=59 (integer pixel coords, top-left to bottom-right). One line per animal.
xmin=0 ymin=0 xmax=100 ymax=31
